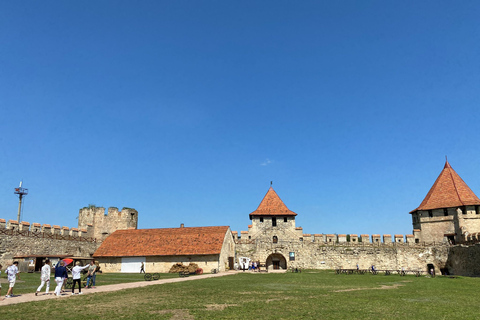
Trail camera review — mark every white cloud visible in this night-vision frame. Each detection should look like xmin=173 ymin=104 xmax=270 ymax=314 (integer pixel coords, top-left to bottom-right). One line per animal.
xmin=261 ymin=158 xmax=273 ymax=166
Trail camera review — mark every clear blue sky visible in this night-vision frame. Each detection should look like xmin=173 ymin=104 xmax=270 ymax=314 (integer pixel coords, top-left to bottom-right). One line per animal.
xmin=1 ymin=1 xmax=480 ymax=237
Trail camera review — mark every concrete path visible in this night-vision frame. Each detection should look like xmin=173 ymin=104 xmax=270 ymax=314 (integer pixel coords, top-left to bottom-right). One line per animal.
xmin=0 ymin=271 xmax=236 ymax=306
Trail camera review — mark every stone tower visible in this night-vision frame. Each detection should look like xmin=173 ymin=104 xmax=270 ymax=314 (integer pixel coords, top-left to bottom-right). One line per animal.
xmin=410 ymin=160 xmax=480 ymax=244
xmin=247 ymin=187 xmax=301 ymax=242
xmin=78 ymin=206 xmax=138 ymax=242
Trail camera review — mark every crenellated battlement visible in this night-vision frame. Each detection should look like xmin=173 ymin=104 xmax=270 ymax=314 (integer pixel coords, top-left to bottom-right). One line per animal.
xmin=78 ymin=205 xmax=138 ymax=241
xmin=236 ymin=231 xmax=419 ymax=245
xmin=0 ymin=218 xmax=94 ymax=240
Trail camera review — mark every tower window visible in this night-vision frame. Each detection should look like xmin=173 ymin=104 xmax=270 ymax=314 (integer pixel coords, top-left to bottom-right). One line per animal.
xmin=272 ymin=217 xmax=277 ymax=227
xmin=273 ymin=236 xmax=278 ymax=243
xmin=428 ymin=210 xmax=433 ymax=218
xmin=260 ymin=217 xmax=263 ymax=223
xmin=284 ymin=217 xmax=287 ymax=223
xmin=443 ymin=208 xmax=448 ymax=216
xmin=476 ymin=206 xmax=479 ymax=215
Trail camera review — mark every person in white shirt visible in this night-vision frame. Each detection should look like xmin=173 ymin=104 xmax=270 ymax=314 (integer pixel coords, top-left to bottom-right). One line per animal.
xmin=5 ymin=261 xmax=20 ymax=298
xmin=36 ymin=259 xmax=51 ymax=296
xmin=71 ymin=261 xmax=89 ymax=295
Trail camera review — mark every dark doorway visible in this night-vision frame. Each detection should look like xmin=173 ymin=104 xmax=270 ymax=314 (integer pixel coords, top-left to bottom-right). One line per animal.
xmin=266 ymin=253 xmax=287 ymax=271
xmin=427 ymin=263 xmax=435 ymax=276
xmin=228 ymin=257 xmax=234 ymax=270
xmin=35 ymin=257 xmax=43 ymax=272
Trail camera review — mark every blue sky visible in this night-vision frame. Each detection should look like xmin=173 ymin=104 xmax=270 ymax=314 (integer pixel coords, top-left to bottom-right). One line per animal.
xmin=1 ymin=1 xmax=480 ymax=237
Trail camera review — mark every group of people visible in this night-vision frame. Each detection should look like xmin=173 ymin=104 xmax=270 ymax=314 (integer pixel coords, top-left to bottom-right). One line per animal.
xmin=244 ymin=261 xmax=260 ymax=272
xmin=1 ymin=259 xmax=98 ymax=300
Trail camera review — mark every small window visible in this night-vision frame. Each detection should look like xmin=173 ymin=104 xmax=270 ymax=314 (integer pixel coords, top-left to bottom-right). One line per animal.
xmin=260 ymin=217 xmax=263 ymax=223
xmin=299 ymin=237 xmax=303 ymax=242
xmin=273 ymin=236 xmax=278 ymax=243
xmin=284 ymin=217 xmax=287 ymax=223
xmin=443 ymin=208 xmax=448 ymax=216
xmin=428 ymin=210 xmax=433 ymax=218
xmin=272 ymin=217 xmax=277 ymax=227
xmin=415 ymin=239 xmax=419 ymax=244
xmin=461 ymin=207 xmax=466 ymax=214
xmin=476 ymin=206 xmax=480 ymax=215
xmin=248 ymin=236 xmax=251 ymax=239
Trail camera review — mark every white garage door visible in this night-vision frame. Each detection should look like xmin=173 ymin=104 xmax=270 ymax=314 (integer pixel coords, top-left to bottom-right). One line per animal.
xmin=121 ymin=257 xmax=146 ymax=273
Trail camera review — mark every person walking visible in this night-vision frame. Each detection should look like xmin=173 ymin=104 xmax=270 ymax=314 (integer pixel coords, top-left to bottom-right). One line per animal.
xmin=54 ymin=261 xmax=68 ymax=296
xmin=140 ymin=262 xmax=145 ymax=273
xmin=5 ymin=261 xmax=20 ymax=298
xmin=36 ymin=259 xmax=52 ymax=296
xmin=86 ymin=260 xmax=97 ymax=288
xmin=71 ymin=261 xmax=89 ymax=295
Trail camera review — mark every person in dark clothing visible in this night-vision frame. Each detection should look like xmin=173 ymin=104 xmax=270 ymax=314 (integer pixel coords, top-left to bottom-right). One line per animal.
xmin=54 ymin=261 xmax=68 ymax=296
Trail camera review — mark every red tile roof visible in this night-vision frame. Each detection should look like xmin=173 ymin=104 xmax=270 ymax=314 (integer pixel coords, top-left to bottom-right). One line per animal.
xmin=249 ymin=187 xmax=297 ymax=218
xmin=411 ymin=160 xmax=480 ymax=212
xmin=94 ymin=226 xmax=230 ymax=258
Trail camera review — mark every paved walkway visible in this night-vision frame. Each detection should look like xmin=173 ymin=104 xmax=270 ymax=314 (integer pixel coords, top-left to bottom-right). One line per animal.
xmin=0 ymin=271 xmax=236 ymax=306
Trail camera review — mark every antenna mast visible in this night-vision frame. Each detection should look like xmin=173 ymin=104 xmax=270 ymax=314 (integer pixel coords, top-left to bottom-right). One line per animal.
xmin=14 ymin=181 xmax=28 ymax=222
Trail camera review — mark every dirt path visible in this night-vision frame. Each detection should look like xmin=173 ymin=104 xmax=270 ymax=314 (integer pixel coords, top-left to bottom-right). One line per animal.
xmin=0 ymin=271 xmax=236 ymax=306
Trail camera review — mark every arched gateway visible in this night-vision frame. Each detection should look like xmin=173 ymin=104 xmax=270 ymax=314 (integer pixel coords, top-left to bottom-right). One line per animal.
xmin=266 ymin=253 xmax=287 ymax=270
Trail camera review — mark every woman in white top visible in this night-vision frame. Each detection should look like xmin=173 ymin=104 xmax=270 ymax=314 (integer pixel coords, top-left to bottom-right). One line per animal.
xmin=71 ymin=261 xmax=89 ymax=295
xmin=36 ymin=259 xmax=51 ymax=296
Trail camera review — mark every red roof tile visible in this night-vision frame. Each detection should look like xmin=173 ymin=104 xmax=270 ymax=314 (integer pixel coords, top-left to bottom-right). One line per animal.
xmin=249 ymin=187 xmax=297 ymax=218
xmin=411 ymin=160 xmax=480 ymax=212
xmin=94 ymin=226 xmax=230 ymax=258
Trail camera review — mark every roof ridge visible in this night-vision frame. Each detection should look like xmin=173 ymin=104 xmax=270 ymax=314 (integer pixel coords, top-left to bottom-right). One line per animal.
xmin=447 ymin=164 xmax=465 ymax=206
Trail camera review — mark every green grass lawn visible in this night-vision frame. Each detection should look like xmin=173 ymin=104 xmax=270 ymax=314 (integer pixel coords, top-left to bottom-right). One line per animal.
xmin=1 ymin=270 xmax=478 ymax=319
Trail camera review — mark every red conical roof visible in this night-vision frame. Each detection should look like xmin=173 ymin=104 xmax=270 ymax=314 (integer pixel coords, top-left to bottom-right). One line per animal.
xmin=249 ymin=187 xmax=297 ymax=218
xmin=411 ymin=160 xmax=480 ymax=212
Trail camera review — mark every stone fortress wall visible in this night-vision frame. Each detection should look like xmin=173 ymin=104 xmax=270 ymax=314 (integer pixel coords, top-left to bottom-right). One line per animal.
xmin=235 ymin=231 xmax=451 ymax=273
xmin=0 ymin=206 xmax=138 ymax=268
xmin=0 ymin=218 xmax=98 ymax=267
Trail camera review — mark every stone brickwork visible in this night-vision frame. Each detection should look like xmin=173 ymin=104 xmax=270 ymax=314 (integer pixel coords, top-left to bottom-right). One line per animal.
xmin=444 ymin=244 xmax=480 ymax=276
xmin=78 ymin=206 xmax=138 ymax=241
xmin=236 ymin=236 xmax=449 ymax=273
xmin=0 ymin=219 xmax=98 ymax=267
